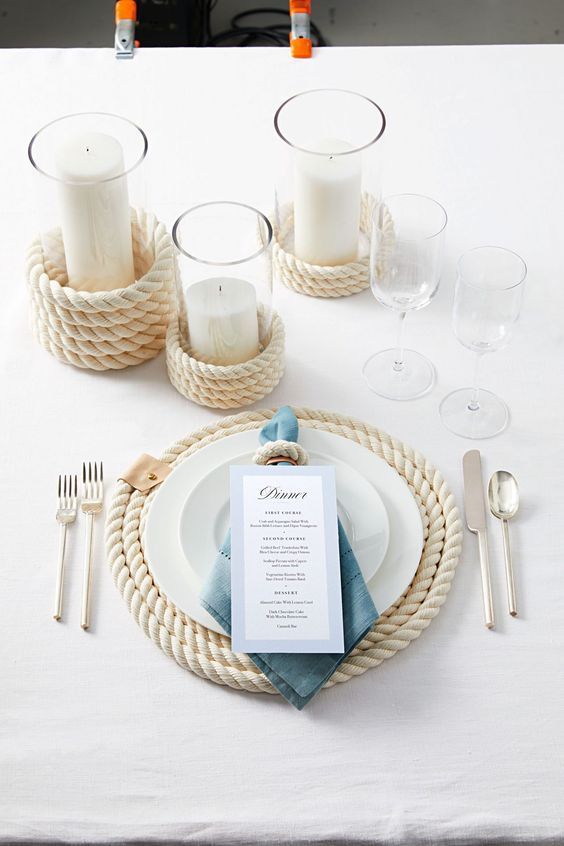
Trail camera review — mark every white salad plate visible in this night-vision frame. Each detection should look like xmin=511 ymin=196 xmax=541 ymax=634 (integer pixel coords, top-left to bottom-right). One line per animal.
xmin=144 ymin=428 xmax=423 ymax=634
xmin=179 ymin=449 xmax=389 ymax=586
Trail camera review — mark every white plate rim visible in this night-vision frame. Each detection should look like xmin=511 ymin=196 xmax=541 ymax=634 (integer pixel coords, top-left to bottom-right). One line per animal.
xmin=178 ymin=445 xmax=390 ymax=587
xmin=144 ymin=428 xmax=424 ymax=635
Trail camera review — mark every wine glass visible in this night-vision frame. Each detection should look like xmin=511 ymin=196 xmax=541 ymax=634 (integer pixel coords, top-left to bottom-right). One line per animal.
xmin=363 ymin=193 xmax=447 ymax=400
xmin=439 ymin=246 xmax=526 ymax=439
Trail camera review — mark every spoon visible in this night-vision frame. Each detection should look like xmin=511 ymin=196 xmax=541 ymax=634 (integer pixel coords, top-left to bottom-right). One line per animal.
xmin=488 ymin=471 xmax=519 ymax=617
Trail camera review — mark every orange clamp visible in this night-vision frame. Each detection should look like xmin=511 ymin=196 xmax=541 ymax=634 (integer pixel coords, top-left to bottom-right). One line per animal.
xmin=290 ymin=0 xmax=311 ymax=13
xmin=289 ymin=0 xmax=312 ymax=58
xmin=115 ymin=0 xmax=137 ymax=23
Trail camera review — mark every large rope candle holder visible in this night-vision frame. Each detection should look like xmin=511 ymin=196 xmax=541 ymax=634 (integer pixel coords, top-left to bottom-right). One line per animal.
xmin=27 ymin=113 xmax=174 ymax=370
xmin=273 ymin=89 xmax=386 ymax=298
xmin=26 ymin=209 xmax=174 ymax=370
xmin=166 ymin=201 xmax=285 ymax=409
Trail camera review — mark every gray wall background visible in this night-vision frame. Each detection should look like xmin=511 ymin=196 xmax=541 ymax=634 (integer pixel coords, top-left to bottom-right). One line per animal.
xmin=1 ymin=0 xmax=563 ymax=48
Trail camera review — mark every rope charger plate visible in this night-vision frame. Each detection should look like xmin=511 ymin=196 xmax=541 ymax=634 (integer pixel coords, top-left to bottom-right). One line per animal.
xmin=106 ymin=408 xmax=463 ymax=696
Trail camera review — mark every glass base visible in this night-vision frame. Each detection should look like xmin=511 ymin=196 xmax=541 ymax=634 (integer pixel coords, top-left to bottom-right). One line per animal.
xmin=439 ymin=388 xmax=509 ymax=439
xmin=362 ymin=348 xmax=436 ymax=401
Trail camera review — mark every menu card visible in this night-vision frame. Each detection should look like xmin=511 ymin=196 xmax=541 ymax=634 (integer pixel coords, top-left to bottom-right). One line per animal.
xmin=230 ymin=465 xmax=344 ymax=654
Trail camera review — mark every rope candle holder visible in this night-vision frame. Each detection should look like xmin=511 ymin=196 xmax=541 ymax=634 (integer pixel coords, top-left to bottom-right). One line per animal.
xmin=273 ymin=90 xmax=387 ymax=299
xmin=166 ymin=305 xmax=285 ymax=410
xmin=26 ymin=208 xmax=174 ymax=371
xmin=273 ymin=194 xmax=394 ymax=298
xmin=167 ymin=200 xmax=285 ymax=410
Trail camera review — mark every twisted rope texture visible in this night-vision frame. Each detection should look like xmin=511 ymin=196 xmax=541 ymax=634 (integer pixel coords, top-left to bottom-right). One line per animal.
xmin=273 ymin=194 xmax=394 ymax=298
xmin=105 ymin=407 xmax=463 ymax=697
xmin=253 ymin=440 xmax=309 ymax=466
xmin=166 ymin=308 xmax=285 ymax=410
xmin=26 ymin=209 xmax=174 ymax=370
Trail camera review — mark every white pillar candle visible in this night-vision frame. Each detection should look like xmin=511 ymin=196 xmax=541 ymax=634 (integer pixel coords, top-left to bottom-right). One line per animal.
xmin=55 ymin=132 xmax=135 ymax=292
xmin=185 ymin=278 xmax=260 ymax=365
xmin=293 ymin=138 xmax=362 ymax=266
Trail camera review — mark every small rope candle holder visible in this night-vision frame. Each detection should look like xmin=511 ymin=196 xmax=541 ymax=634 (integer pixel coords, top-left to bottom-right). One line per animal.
xmin=273 ymin=194 xmax=394 ymax=298
xmin=166 ymin=305 xmax=285 ymax=410
xmin=167 ymin=200 xmax=285 ymax=410
xmin=26 ymin=208 xmax=174 ymax=371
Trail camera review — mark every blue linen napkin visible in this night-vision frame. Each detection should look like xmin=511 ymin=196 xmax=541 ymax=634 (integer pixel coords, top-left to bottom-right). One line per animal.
xmin=200 ymin=407 xmax=379 ymax=710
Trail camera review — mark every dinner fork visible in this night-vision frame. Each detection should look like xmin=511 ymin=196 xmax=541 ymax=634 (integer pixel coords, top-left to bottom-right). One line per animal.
xmin=53 ymin=474 xmax=78 ymax=621
xmin=81 ymin=462 xmax=104 ymax=630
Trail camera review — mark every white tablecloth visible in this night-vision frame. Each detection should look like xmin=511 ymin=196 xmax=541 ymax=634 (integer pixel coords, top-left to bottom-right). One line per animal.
xmin=1 ymin=45 xmax=563 ymax=845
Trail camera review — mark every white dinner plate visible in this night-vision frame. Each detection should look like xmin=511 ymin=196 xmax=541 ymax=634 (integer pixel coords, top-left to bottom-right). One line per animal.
xmin=179 ymin=448 xmax=389 ymax=587
xmin=144 ymin=428 xmax=423 ymax=634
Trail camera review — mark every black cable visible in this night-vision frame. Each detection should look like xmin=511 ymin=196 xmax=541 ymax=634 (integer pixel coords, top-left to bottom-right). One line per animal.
xmin=231 ymin=7 xmax=288 ymax=29
xmin=201 ymin=1 xmax=208 ymax=46
xmin=208 ymin=27 xmax=287 ymax=47
xmin=231 ymin=7 xmax=326 ymax=44
xmin=206 ymin=4 xmax=327 ymax=48
xmin=195 ymin=0 xmax=214 ymax=46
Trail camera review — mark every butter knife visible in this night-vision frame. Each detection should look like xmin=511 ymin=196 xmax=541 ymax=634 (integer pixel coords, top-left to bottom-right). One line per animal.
xmin=463 ymin=449 xmax=494 ymax=630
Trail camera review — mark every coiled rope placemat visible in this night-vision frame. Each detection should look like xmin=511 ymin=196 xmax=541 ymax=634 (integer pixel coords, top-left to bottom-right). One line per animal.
xmin=106 ymin=407 xmax=462 ymax=696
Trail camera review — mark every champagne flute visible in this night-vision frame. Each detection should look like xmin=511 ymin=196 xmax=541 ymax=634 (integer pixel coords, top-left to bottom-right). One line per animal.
xmin=363 ymin=193 xmax=447 ymax=400
xmin=440 ymin=246 xmax=526 ymax=439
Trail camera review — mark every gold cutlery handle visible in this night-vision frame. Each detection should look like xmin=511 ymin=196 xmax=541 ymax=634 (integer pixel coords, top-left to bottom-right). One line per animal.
xmin=81 ymin=512 xmax=95 ymax=630
xmin=53 ymin=522 xmax=68 ymax=621
xmin=477 ymin=529 xmax=494 ymax=629
xmin=502 ymin=519 xmax=517 ymax=617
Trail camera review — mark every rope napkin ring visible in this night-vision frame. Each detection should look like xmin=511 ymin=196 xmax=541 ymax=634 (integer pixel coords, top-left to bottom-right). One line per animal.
xmin=253 ymin=440 xmax=309 ymax=466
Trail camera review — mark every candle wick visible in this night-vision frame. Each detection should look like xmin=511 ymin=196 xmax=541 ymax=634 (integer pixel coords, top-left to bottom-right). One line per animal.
xmin=86 ymin=147 xmax=90 ymax=153
xmin=219 ymin=285 xmax=222 ymax=294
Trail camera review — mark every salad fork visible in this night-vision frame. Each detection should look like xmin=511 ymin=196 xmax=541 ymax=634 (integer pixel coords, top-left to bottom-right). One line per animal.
xmin=53 ymin=474 xmax=78 ymax=621
xmin=81 ymin=462 xmax=104 ymax=630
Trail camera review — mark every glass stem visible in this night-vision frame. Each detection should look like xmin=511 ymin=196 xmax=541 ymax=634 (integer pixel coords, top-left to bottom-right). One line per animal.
xmin=468 ymin=352 xmax=483 ymax=412
xmin=393 ymin=311 xmax=407 ymax=372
